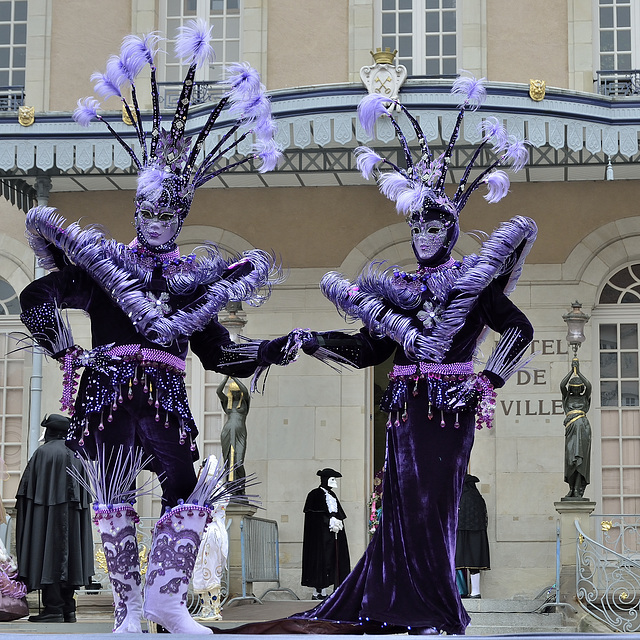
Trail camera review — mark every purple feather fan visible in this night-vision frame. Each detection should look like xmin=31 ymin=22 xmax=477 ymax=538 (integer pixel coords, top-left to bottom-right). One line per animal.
xmin=174 ymin=19 xmax=214 ymax=67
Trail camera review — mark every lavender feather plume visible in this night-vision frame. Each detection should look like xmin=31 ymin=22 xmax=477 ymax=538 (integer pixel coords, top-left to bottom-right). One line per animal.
xmin=354 ymin=146 xmax=383 ymax=179
xmin=73 ymin=97 xmax=101 ymax=126
xmin=484 ymin=170 xmax=510 ymax=203
xmin=225 ymin=62 xmax=262 ymax=100
xmin=137 ymin=166 xmax=166 ymax=202
xmin=254 ymin=139 xmax=282 ymax=173
xmin=378 ymin=171 xmax=412 ymax=202
xmin=91 ymin=71 xmax=122 ymax=99
xmin=174 ymin=19 xmax=214 ymax=67
xmin=120 ymin=32 xmax=161 ymax=77
xmin=451 ymin=72 xmax=487 ymax=111
xmin=503 ymin=136 xmax=529 ymax=172
xmin=481 ymin=117 xmax=509 ymax=150
xmin=357 ymin=93 xmax=392 ymax=136
xmin=394 ymin=183 xmax=428 ymax=215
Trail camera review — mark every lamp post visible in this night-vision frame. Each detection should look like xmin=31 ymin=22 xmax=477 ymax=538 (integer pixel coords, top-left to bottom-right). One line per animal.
xmin=560 ymin=300 xmax=592 ymax=502
xmin=218 ymin=301 xmax=247 ymax=342
xmin=562 ymin=301 xmax=590 ymax=356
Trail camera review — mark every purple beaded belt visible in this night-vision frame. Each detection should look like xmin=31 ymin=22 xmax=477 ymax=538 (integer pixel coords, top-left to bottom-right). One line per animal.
xmin=390 ymin=361 xmax=474 ymax=378
xmin=108 ymin=345 xmax=186 ymax=372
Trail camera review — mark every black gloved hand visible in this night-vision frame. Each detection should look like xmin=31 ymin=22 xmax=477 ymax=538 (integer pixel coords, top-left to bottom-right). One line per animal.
xmin=257 ymin=335 xmax=289 ymax=365
xmin=301 ymin=332 xmax=320 ymax=355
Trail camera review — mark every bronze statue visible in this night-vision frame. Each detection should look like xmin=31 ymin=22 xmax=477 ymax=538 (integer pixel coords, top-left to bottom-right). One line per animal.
xmin=560 ymin=357 xmax=592 ymax=500
xmin=217 ymin=375 xmax=250 ymax=494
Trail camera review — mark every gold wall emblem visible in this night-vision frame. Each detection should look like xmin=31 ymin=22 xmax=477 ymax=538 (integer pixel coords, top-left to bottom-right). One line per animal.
xmin=529 ymin=79 xmax=546 ymax=102
xmin=18 ymin=105 xmax=35 ymax=126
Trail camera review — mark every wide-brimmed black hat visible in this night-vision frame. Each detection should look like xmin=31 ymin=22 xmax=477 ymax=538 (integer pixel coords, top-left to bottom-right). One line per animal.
xmin=41 ymin=414 xmax=70 ymax=436
xmin=317 ymin=468 xmax=342 ymax=478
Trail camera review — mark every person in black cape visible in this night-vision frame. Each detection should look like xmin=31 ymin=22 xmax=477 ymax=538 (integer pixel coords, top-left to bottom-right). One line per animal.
xmin=302 ymin=468 xmax=350 ymax=600
xmin=455 ymin=474 xmax=490 ymax=598
xmin=15 ymin=414 xmax=95 ymax=623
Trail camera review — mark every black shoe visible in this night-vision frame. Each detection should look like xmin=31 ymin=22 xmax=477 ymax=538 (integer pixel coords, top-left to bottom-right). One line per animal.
xmin=29 ymin=612 xmax=64 ymax=623
xmin=311 ymin=594 xmax=327 ymax=601
xmin=408 ymin=626 xmax=440 ymax=635
xmin=467 ymin=594 xmax=481 ymax=599
xmin=64 ymin=612 xmax=77 ymax=623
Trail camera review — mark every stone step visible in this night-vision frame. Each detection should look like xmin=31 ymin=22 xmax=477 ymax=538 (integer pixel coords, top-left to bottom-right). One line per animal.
xmin=465 ymin=599 xmax=577 ymax=635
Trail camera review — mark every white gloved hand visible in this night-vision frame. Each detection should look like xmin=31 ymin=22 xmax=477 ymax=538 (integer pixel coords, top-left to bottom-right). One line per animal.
xmin=329 ymin=516 xmax=343 ymax=533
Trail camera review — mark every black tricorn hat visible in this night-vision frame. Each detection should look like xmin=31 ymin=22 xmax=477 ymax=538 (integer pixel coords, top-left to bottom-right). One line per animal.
xmin=317 ymin=468 xmax=342 ymax=478
xmin=41 ymin=413 xmax=70 ymax=436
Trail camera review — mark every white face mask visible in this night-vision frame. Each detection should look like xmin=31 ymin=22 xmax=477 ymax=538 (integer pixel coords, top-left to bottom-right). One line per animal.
xmin=137 ymin=213 xmax=180 ymax=248
xmin=328 ymin=477 xmax=338 ymax=489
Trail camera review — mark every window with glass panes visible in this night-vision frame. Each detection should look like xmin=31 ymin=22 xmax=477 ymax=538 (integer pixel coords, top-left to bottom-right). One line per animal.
xmin=161 ymin=0 xmax=241 ymax=83
xmin=597 ymin=0 xmax=638 ymax=70
xmin=597 ymin=264 xmax=640 ymax=514
xmin=379 ymin=0 xmax=458 ymax=77
xmin=0 ymin=0 xmax=27 ymax=88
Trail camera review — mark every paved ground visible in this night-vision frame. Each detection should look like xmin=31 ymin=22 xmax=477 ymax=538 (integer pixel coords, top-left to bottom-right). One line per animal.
xmin=0 ymin=597 xmax=318 ymax=636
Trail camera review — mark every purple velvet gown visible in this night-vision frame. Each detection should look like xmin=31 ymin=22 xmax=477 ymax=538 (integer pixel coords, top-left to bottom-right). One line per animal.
xmin=295 ymin=281 xmax=531 ymax=635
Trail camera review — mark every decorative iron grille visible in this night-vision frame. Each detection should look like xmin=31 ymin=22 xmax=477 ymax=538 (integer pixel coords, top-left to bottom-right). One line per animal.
xmin=576 ymin=518 xmax=640 ymax=632
xmin=157 ymin=82 xmax=225 ymax=109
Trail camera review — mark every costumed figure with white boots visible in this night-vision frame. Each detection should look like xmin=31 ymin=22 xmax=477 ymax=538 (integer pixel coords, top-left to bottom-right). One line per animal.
xmin=18 ymin=21 xmax=295 ymax=635
xmin=301 ymin=469 xmax=350 ymax=601
xmin=227 ymin=74 xmax=536 ymax=635
xmin=192 ymin=455 xmax=229 ymax=622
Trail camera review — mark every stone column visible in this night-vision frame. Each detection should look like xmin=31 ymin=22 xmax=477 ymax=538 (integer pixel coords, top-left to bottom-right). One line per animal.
xmin=225 ymin=502 xmax=258 ymax=598
xmin=554 ymin=500 xmax=596 ymax=604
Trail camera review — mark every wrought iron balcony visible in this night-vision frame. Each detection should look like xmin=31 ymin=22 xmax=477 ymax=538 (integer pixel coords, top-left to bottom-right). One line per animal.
xmin=157 ymin=81 xmax=225 ymax=110
xmin=0 ymin=86 xmax=25 ymax=111
xmin=595 ymin=70 xmax=640 ymax=97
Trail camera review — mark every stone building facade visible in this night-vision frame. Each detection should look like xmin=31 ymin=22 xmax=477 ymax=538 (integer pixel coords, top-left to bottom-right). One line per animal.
xmin=0 ymin=0 xmax=639 ymax=598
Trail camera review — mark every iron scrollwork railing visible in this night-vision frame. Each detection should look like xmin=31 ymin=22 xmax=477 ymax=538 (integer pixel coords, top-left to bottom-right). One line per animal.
xmin=576 ymin=518 xmax=640 ymax=632
xmin=595 ymin=70 xmax=640 ymax=96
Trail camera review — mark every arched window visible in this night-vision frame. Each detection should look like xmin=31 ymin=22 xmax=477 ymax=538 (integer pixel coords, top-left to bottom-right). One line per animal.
xmin=599 ymin=264 xmax=640 ymax=304
xmin=0 ymin=278 xmax=20 ymax=315
xmin=595 ymin=263 xmax=640 ymax=514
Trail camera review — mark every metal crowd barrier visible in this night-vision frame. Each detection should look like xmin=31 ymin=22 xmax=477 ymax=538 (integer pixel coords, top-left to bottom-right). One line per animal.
xmin=225 ymin=516 xmax=299 ymax=606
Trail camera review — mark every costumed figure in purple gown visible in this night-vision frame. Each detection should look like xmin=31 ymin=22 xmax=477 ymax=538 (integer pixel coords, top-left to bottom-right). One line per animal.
xmin=18 ymin=21 xmax=292 ymax=635
xmin=224 ymin=74 xmax=537 ymax=635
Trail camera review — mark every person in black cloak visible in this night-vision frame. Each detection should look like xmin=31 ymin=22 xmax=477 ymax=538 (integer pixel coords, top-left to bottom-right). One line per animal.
xmin=301 ymin=468 xmax=350 ymax=600
xmin=15 ymin=414 xmax=95 ymax=623
xmin=455 ymin=474 xmax=490 ymax=598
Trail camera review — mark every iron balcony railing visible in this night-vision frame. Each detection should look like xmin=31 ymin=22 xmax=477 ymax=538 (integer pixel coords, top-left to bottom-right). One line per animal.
xmin=595 ymin=70 xmax=640 ymax=96
xmin=157 ymin=81 xmax=225 ymax=109
xmin=0 ymin=86 xmax=25 ymax=111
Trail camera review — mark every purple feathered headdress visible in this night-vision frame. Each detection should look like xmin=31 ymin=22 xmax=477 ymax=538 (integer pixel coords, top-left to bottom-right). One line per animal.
xmin=73 ymin=19 xmax=282 ymax=219
xmin=355 ymin=72 xmax=529 ymax=221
